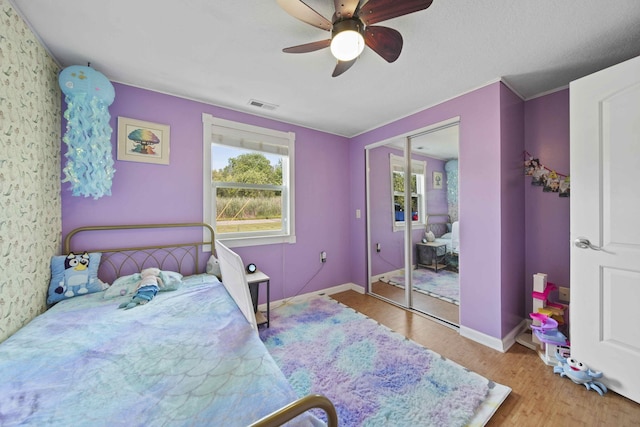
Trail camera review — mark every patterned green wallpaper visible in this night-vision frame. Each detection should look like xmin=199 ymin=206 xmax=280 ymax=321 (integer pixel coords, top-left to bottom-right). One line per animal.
xmin=0 ymin=0 xmax=61 ymax=342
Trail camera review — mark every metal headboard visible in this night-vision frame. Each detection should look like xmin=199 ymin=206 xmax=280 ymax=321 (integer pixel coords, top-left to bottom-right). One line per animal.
xmin=64 ymin=223 xmax=215 ymax=283
xmin=425 ymin=213 xmax=451 ymax=237
xmin=425 ymin=213 xmax=451 ymax=225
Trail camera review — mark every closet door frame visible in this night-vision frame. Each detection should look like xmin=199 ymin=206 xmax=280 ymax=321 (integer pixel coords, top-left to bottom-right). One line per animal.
xmin=365 ymin=117 xmax=460 ymax=319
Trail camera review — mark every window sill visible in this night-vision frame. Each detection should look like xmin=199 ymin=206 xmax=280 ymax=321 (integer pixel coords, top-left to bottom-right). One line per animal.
xmin=218 ymin=234 xmax=296 ymax=248
xmin=393 ymin=223 xmax=426 ymax=233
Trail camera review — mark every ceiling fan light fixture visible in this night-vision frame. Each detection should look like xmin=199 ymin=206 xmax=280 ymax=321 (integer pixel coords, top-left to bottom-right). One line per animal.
xmin=330 ymin=19 xmax=365 ymax=61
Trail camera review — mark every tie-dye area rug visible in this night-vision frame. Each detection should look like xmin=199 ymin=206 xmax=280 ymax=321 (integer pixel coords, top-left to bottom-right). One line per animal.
xmin=259 ymin=297 xmax=510 ymax=427
xmin=381 ymin=268 xmax=460 ymax=305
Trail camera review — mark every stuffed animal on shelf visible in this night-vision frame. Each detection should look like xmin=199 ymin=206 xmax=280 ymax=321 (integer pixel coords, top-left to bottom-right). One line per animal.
xmin=118 ymin=268 xmax=164 ymax=310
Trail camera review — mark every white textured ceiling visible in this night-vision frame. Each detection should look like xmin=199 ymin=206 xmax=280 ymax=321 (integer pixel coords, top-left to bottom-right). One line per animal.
xmin=10 ymin=0 xmax=640 ymax=137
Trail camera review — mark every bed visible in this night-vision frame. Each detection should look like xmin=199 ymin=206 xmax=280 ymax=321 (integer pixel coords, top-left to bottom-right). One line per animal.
xmin=437 ymin=220 xmax=459 ymax=256
xmin=426 ymin=214 xmax=459 ymax=256
xmin=0 ymin=223 xmax=335 ymax=427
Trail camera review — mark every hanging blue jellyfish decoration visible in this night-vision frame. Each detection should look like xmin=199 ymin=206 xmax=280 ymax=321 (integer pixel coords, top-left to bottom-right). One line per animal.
xmin=59 ymin=65 xmax=116 ymax=199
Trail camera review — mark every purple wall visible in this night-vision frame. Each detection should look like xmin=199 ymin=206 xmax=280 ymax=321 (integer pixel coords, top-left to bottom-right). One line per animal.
xmin=523 ymin=89 xmax=570 ymax=314
xmin=59 ymin=79 xmax=569 ymax=343
xmin=499 ymin=84 xmax=526 ymax=335
xmin=349 ymin=84 xmax=572 ymax=341
xmin=350 ymin=82 xmax=521 ymax=339
xmin=367 ymin=145 xmax=447 ymax=277
xmin=348 ymin=84 xmax=569 ymax=340
xmin=61 ymin=83 xmax=352 ymax=304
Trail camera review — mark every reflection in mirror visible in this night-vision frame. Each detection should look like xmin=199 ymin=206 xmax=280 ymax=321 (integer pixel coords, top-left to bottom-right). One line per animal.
xmin=368 ymin=143 xmax=407 ymax=308
xmin=367 ymin=123 xmax=459 ymax=326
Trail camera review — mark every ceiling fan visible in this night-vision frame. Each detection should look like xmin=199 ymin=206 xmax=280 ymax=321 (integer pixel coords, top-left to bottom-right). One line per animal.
xmin=277 ymin=0 xmax=434 ymax=77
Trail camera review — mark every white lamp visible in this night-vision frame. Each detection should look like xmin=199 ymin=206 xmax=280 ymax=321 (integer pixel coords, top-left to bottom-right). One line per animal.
xmin=330 ymin=20 xmax=365 ymax=61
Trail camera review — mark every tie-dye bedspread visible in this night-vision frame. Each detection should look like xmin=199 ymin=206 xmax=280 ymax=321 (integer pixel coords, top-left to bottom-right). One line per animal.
xmin=0 ymin=275 xmax=322 ymax=427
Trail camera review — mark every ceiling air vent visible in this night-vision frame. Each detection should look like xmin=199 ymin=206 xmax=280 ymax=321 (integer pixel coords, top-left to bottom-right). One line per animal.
xmin=248 ymin=99 xmax=278 ymax=111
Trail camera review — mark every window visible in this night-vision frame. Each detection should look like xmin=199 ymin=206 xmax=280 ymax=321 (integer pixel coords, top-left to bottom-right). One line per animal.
xmin=390 ymin=153 xmax=426 ymax=232
xmin=203 ymin=114 xmax=295 ymax=247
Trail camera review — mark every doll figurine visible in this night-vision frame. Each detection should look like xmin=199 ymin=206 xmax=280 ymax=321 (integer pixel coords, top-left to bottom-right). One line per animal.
xmin=118 ymin=267 xmax=164 ymax=310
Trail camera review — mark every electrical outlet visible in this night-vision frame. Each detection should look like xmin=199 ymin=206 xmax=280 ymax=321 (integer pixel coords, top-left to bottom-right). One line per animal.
xmin=558 ymin=286 xmax=570 ymax=302
xmin=320 ymin=251 xmax=327 ymax=263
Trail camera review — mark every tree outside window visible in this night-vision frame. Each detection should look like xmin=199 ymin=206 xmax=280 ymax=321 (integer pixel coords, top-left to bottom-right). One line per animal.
xmin=212 ymin=150 xmax=285 ymax=234
xmin=203 ymin=114 xmax=295 ymax=246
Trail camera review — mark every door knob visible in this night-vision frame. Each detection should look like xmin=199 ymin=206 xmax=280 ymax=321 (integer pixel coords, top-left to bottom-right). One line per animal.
xmin=574 ymin=237 xmax=602 ymax=251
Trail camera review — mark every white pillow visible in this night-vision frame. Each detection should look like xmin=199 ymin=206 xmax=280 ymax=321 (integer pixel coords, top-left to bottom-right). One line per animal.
xmin=425 ymin=231 xmax=435 ymax=242
xmin=440 ymin=232 xmax=452 ymax=239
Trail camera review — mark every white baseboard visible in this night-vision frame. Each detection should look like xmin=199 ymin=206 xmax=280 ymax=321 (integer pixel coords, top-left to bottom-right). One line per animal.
xmin=460 ymin=318 xmax=529 ymax=353
xmin=258 ymin=282 xmax=364 ymax=311
xmin=500 ymin=318 xmax=530 ymax=351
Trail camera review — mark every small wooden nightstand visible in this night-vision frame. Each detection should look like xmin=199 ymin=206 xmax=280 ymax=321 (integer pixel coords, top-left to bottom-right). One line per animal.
xmin=247 ymin=270 xmax=270 ymax=328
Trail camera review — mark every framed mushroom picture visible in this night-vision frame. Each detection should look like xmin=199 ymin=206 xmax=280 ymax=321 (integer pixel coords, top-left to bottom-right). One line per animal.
xmin=117 ymin=117 xmax=170 ymax=165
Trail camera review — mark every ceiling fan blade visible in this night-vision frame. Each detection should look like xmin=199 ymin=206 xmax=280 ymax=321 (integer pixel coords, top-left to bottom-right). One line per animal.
xmin=334 ymin=0 xmax=359 ymax=20
xmin=358 ymin=0 xmax=433 ymax=26
xmin=332 ymin=58 xmax=357 ymax=77
xmin=277 ymin=0 xmax=332 ymax=31
xmin=365 ymin=25 xmax=403 ymax=63
xmin=283 ymin=39 xmax=331 ymax=53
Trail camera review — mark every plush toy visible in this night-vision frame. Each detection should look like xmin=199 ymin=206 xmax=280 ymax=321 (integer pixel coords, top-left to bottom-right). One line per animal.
xmin=206 ymin=255 xmax=222 ymax=279
xmin=118 ymin=268 xmax=164 ymax=310
xmin=48 ymin=252 xmax=103 ymax=305
xmin=60 ymin=252 xmax=91 ymax=297
xmin=553 ymin=352 xmax=608 ymax=396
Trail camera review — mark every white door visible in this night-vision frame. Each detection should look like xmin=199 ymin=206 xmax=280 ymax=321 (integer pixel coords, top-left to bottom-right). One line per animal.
xmin=570 ymin=54 xmax=640 ymax=404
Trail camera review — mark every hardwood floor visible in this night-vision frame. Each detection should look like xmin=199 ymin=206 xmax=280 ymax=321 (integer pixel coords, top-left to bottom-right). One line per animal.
xmin=331 ymin=290 xmax=640 ymax=426
xmin=371 ymin=280 xmax=459 ymax=325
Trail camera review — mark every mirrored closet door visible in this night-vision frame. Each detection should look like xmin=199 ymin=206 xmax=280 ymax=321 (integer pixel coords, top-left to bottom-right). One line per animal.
xmin=367 ymin=141 xmax=408 ymax=308
xmin=366 ymin=121 xmax=460 ymax=327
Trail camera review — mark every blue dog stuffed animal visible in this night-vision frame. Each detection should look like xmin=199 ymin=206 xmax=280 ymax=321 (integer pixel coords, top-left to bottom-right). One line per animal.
xmin=118 ymin=268 xmax=163 ymax=310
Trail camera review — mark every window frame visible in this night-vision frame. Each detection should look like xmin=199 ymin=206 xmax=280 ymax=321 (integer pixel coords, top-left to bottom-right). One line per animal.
xmin=389 ymin=153 xmax=426 ymax=232
xmin=202 ymin=114 xmax=296 ymax=248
